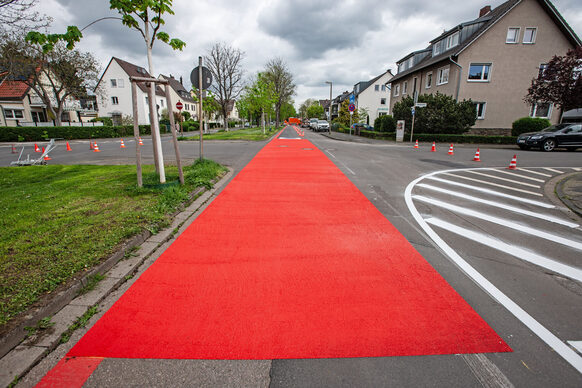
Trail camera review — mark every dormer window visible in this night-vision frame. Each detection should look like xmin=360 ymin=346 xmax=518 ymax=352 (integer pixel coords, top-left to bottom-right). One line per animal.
xmin=433 ymin=44 xmax=441 ymax=56
xmin=408 ymin=57 xmax=414 ymax=68
xmin=446 ymin=32 xmax=459 ymax=50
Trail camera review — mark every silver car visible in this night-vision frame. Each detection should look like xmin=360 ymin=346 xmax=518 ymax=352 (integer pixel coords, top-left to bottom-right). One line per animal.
xmin=317 ymin=120 xmax=330 ymax=131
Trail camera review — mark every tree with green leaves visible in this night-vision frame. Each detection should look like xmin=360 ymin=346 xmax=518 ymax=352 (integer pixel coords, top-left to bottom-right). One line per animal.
xmin=299 ymin=98 xmax=316 ymax=118
xmin=307 ymin=103 xmax=324 ymax=119
xmin=279 ymin=101 xmax=297 ymax=122
xmin=264 ymin=57 xmax=296 ymax=127
xmin=246 ymin=72 xmax=277 ymax=134
xmin=337 ymin=100 xmax=359 ymax=127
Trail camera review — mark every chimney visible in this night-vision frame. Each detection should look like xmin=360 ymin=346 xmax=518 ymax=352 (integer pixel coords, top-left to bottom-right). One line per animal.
xmin=180 ymin=76 xmax=183 ymax=85
xmin=479 ymin=5 xmax=491 ymax=17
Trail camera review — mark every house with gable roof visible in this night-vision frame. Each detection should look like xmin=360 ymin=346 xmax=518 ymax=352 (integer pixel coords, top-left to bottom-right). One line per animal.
xmin=352 ymin=70 xmax=393 ymax=125
xmin=388 ymin=0 xmax=581 ymax=132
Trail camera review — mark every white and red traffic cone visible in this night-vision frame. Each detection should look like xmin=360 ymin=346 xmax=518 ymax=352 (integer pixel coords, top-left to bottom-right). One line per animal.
xmin=430 ymin=142 xmax=436 ymax=152
xmin=507 ymin=154 xmax=517 ymax=170
xmin=473 ymin=148 xmax=481 ymax=162
xmin=120 ymin=139 xmax=126 ymax=148
xmin=93 ymin=142 xmax=101 ymax=152
xmin=414 ymin=140 xmax=419 ymax=149
xmin=448 ymin=144 xmax=454 ymax=155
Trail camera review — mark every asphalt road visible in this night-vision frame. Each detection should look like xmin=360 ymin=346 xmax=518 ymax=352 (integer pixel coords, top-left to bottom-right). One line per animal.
xmin=7 ymin=130 xmax=582 ymax=387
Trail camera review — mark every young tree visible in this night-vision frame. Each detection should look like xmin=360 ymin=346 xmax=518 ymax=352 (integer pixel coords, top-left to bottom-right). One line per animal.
xmin=205 ymin=42 xmax=245 ymax=131
xmin=246 ymin=73 xmax=277 ymax=134
xmin=299 ymin=98 xmax=316 ymax=118
xmin=525 ymin=46 xmax=582 ymax=115
xmin=337 ymin=100 xmax=359 ymax=127
xmin=307 ymin=103 xmax=324 ymax=119
xmin=264 ymin=57 xmax=296 ymax=127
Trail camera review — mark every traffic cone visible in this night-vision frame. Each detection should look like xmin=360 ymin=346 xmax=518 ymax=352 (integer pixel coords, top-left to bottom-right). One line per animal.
xmin=66 ymin=141 xmax=72 ymax=151
xmin=138 ymin=137 xmax=144 ymax=146
xmin=507 ymin=154 xmax=517 ymax=170
xmin=93 ymin=142 xmax=101 ymax=152
xmin=430 ymin=142 xmax=436 ymax=152
xmin=34 ymin=143 xmax=41 ymax=152
xmin=448 ymin=144 xmax=454 ymax=155
xmin=89 ymin=141 xmax=94 ymax=150
xmin=473 ymin=148 xmax=481 ymax=162
xmin=414 ymin=140 xmax=419 ymax=149
xmin=43 ymin=153 xmax=51 ymax=161
xmin=120 ymin=139 xmax=126 ymax=148
xmin=11 ymin=144 xmax=17 ymax=153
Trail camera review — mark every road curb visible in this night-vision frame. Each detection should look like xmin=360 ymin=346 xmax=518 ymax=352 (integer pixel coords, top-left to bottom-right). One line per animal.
xmin=544 ymin=171 xmax=582 ymax=224
xmin=0 ymin=168 xmax=233 ymax=388
xmin=555 ymin=172 xmax=582 ymax=219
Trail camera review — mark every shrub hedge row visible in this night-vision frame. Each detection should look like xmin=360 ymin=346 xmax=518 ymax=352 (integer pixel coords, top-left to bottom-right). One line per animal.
xmin=511 ymin=117 xmax=551 ymax=136
xmin=0 ymin=125 xmax=152 ymax=142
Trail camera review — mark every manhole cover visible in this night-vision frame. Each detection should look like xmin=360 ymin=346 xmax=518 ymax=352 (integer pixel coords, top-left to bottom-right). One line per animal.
xmin=302 ymin=148 xmax=313 ymax=150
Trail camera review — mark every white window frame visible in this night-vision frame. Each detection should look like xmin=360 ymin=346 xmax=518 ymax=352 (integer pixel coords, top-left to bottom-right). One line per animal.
xmin=446 ymin=32 xmax=459 ymax=50
xmin=433 ymin=44 xmax=441 ymax=56
xmin=403 ymin=81 xmax=408 ymax=95
xmin=425 ymin=72 xmax=433 ymax=89
xmin=111 ymin=96 xmax=119 ymax=105
xmin=467 ymin=63 xmax=492 ymax=82
xmin=110 ymin=79 xmax=117 ymax=88
xmin=506 ymin=27 xmax=520 ymax=43
xmin=437 ymin=66 xmax=450 ymax=85
xmin=523 ymin=27 xmax=537 ymax=44
xmin=381 ymin=85 xmax=386 ymax=92
xmin=393 ymin=84 xmax=400 ymax=97
xmin=475 ymin=102 xmax=486 ymax=119
xmin=117 ymin=79 xmax=124 ymax=88
xmin=5 ymin=109 xmax=24 ymax=119
xmin=530 ymin=102 xmax=552 ymax=119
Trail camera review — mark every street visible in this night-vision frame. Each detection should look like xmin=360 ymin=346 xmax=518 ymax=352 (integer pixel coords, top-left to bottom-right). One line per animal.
xmin=6 ymin=128 xmax=582 ymax=387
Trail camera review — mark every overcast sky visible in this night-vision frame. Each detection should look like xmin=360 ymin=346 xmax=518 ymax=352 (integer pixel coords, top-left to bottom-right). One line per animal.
xmin=34 ymin=0 xmax=582 ymax=109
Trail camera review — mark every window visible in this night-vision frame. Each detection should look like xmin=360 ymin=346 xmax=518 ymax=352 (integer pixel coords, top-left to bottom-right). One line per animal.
xmin=160 ymin=99 xmax=164 ymax=107
xmin=426 ymin=72 xmax=433 ymax=88
xmin=437 ymin=66 xmax=449 ymax=85
xmin=408 ymin=57 xmax=414 ymax=68
xmin=506 ymin=27 xmax=520 ymax=43
xmin=110 ymin=79 xmax=117 ymax=88
xmin=538 ymin=63 xmax=548 ymax=79
xmin=523 ymin=27 xmax=536 ymax=44
xmin=398 ymin=63 xmax=404 ymax=73
xmin=31 ymin=111 xmax=47 ymax=122
xmin=468 ymin=64 xmax=491 ymax=81
xmin=381 ymin=85 xmax=386 ymax=92
xmin=446 ymin=32 xmax=459 ymax=50
xmin=111 ymin=96 xmax=119 ymax=105
xmin=117 ymin=79 xmax=124 ymax=88
xmin=379 ymin=112 xmax=387 ymax=117
xmin=403 ymin=81 xmax=408 ymax=94
xmin=474 ymin=102 xmax=486 ymax=119
xmin=375 ymin=84 xmax=379 ymax=91
xmin=530 ymin=102 xmax=551 ymax=118
xmin=380 ymin=98 xmax=386 ymax=105
xmin=393 ymin=84 xmax=400 ymax=96
xmin=433 ymin=44 xmax=441 ymax=56
xmin=4 ymin=109 xmax=24 ymax=119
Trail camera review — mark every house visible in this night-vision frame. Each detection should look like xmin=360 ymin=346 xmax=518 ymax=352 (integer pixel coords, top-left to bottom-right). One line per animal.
xmin=319 ymin=99 xmax=330 ymax=120
xmin=158 ymin=74 xmax=197 ymax=120
xmin=96 ymin=57 xmax=166 ymax=125
xmin=388 ymin=0 xmax=581 ymax=132
xmin=352 ymin=70 xmax=393 ymax=125
xmin=330 ymin=91 xmax=351 ymax=120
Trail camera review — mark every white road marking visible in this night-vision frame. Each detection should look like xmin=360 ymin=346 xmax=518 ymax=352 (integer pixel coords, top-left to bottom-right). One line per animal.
xmin=441 ymin=173 xmax=544 ymax=197
xmin=414 ymin=196 xmax=582 ymax=250
xmin=544 ymin=167 xmax=564 ymax=174
xmin=415 ymin=183 xmax=579 ymax=228
xmin=488 ymin=169 xmax=546 ymax=183
xmin=460 ymin=354 xmax=514 ymax=388
xmin=405 ymin=175 xmax=582 ymax=374
xmin=278 ymin=137 xmax=302 ymax=140
xmin=572 ymin=168 xmax=582 ymax=172
xmin=519 ymin=168 xmax=552 ymax=177
xmin=427 ymin=176 xmax=553 ymax=208
xmin=466 ymin=170 xmax=541 ymax=188
xmin=568 ymin=341 xmax=582 ymax=353
xmin=425 ymin=217 xmax=582 ymax=282
xmin=325 ymin=150 xmax=355 ymax=175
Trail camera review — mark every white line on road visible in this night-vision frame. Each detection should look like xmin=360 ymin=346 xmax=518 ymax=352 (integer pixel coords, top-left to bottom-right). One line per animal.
xmin=405 ymin=175 xmax=582 ymax=374
xmin=465 ymin=170 xmax=541 ymax=188
xmin=415 ymin=183 xmax=579 ymax=228
xmin=518 ymin=168 xmax=552 ymax=177
xmin=487 ymin=169 xmax=546 ymax=183
xmin=325 ymin=150 xmax=355 ymax=175
xmin=413 ymin=195 xmax=582 ymax=251
xmin=568 ymin=341 xmax=582 ymax=353
xmin=427 ymin=176 xmax=553 ymax=208
xmin=572 ymin=168 xmax=582 ymax=172
xmin=544 ymin=167 xmax=564 ymax=174
xmin=441 ymin=173 xmax=544 ymax=197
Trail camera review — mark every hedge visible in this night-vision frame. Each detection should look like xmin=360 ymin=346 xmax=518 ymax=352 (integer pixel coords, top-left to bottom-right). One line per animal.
xmin=0 ymin=125 xmax=152 ymax=142
xmin=511 ymin=117 xmax=551 ymax=136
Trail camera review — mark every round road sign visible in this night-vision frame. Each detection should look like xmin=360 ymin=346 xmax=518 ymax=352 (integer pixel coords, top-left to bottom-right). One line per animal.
xmin=176 ymin=101 xmax=183 ymax=110
xmin=190 ymin=66 xmax=213 ymax=90
xmin=348 ymin=103 xmax=356 ymax=112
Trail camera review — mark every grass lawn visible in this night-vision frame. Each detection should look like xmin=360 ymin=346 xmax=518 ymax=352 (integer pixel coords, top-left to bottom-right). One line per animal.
xmin=0 ymin=160 xmax=226 ymax=328
xmin=180 ymin=126 xmax=279 ymax=141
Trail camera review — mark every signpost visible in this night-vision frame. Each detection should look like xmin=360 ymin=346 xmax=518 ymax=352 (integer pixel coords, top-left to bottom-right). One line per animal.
xmin=348 ymin=103 xmax=356 ymax=135
xmin=175 ymin=101 xmax=183 ymax=135
xmin=191 ymin=58 xmax=212 ymax=160
xmin=396 ymin=120 xmax=405 ymax=142
xmin=175 ymin=101 xmax=183 ymax=110
xmin=409 ymin=102 xmax=426 ymax=142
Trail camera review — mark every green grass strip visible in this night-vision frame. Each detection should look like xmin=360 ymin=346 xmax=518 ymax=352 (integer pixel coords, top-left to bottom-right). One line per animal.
xmin=180 ymin=127 xmax=277 ymax=141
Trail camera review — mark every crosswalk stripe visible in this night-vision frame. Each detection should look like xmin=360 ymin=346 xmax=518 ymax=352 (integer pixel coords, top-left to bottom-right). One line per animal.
xmin=572 ymin=168 xmax=582 ymax=172
xmin=427 ymin=176 xmax=553 ymax=208
xmin=414 ymin=195 xmax=582 ymax=251
xmin=487 ymin=168 xmax=545 ymax=183
xmin=416 ymin=183 xmax=579 ymax=228
xmin=465 ymin=170 xmax=541 ymax=188
xmin=425 ymin=217 xmax=582 ymax=283
xmin=519 ymin=168 xmax=552 ymax=177
xmin=544 ymin=167 xmax=564 ymax=174
xmin=442 ymin=173 xmax=543 ymax=197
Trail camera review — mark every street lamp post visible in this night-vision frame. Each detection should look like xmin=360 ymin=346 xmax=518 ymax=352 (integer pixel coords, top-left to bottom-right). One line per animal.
xmin=325 ymin=81 xmax=332 ymax=134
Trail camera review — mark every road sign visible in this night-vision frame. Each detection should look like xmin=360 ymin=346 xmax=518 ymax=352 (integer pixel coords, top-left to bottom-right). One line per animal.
xmin=411 ymin=107 xmax=416 ymax=115
xmin=348 ymin=103 xmax=356 ymax=112
xmin=190 ymin=66 xmax=212 ymax=90
xmin=349 ymin=94 xmax=355 ymax=104
xmin=176 ymin=101 xmax=183 ymax=110
xmin=415 ymin=103 xmax=427 ymax=108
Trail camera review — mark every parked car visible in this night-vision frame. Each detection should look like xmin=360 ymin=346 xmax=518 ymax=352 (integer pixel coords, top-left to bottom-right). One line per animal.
xmin=516 ymin=123 xmax=582 ymax=151
xmin=317 ymin=120 xmax=330 ymax=131
xmin=309 ymin=118 xmax=319 ymax=130
xmin=351 ymin=123 xmax=373 ymax=133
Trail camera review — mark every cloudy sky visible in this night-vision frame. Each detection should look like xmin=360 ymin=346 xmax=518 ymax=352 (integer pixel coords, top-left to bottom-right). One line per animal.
xmin=34 ymin=0 xmax=582 ymax=108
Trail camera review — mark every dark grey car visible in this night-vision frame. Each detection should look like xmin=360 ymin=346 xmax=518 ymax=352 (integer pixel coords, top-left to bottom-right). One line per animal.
xmin=517 ymin=123 xmax=582 ymax=151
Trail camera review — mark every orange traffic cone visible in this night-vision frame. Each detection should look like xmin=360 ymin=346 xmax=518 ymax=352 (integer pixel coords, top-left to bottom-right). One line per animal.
xmin=473 ymin=148 xmax=481 ymax=162
xmin=120 ymin=139 xmax=126 ymax=148
xmin=138 ymin=137 xmax=144 ymax=146
xmin=507 ymin=154 xmax=517 ymax=170
xmin=414 ymin=140 xmax=419 ymax=149
xmin=448 ymin=144 xmax=454 ymax=155
xmin=43 ymin=153 xmax=51 ymax=161
xmin=66 ymin=141 xmax=72 ymax=151
xmin=34 ymin=143 xmax=41 ymax=152
xmin=11 ymin=144 xmax=17 ymax=153
xmin=93 ymin=142 xmax=101 ymax=152
xmin=430 ymin=142 xmax=436 ymax=152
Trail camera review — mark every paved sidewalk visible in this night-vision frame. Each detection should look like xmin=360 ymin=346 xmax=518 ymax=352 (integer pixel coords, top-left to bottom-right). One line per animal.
xmin=556 ymin=172 xmax=582 ymax=217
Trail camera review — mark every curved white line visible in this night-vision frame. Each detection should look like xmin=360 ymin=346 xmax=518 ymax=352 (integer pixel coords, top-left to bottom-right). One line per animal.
xmin=404 ymin=168 xmax=582 ymax=375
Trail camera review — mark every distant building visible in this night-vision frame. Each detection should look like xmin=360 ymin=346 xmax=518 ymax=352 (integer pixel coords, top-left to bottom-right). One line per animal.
xmin=352 ymin=70 xmax=393 ymax=125
xmin=158 ymin=74 xmax=197 ymax=120
xmin=388 ymin=0 xmax=581 ymax=132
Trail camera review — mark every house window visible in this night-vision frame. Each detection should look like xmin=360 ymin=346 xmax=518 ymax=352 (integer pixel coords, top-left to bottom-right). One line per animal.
xmin=403 ymin=81 xmax=408 ymax=94
xmin=160 ymin=99 xmax=164 ymax=107
xmin=398 ymin=63 xmax=404 ymax=73
xmin=433 ymin=43 xmax=441 ymax=56
xmin=111 ymin=96 xmax=119 ymax=105
xmin=110 ymin=79 xmax=117 ymax=88
xmin=4 ymin=109 xmax=24 ymax=119
xmin=523 ymin=28 xmax=536 ymax=44
xmin=538 ymin=63 xmax=548 ymax=78
xmin=375 ymin=85 xmax=379 ymax=91
xmin=408 ymin=57 xmax=414 ymax=68
xmin=530 ymin=102 xmax=552 ymax=118
xmin=31 ymin=111 xmax=47 ymax=122
xmin=506 ymin=27 xmax=520 ymax=43
xmin=393 ymin=84 xmax=400 ymax=96
xmin=446 ymin=32 xmax=459 ymax=50
xmin=117 ymin=79 xmax=124 ymax=88
xmin=468 ymin=64 xmax=491 ymax=81
xmin=380 ymin=98 xmax=386 ymax=105
xmin=378 ymin=112 xmax=387 ymax=117
xmin=474 ymin=102 xmax=486 ymax=119
xmin=381 ymin=85 xmax=386 ymax=92
xmin=437 ymin=66 xmax=450 ymax=85
xmin=426 ymin=72 xmax=433 ymax=88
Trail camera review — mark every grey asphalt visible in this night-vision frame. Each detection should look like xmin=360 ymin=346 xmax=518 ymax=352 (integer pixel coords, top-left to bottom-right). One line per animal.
xmin=5 ymin=128 xmax=582 ymax=387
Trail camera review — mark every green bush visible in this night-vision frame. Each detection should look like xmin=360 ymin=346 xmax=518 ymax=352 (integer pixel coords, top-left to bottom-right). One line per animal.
xmin=0 ymin=125 xmax=152 ymax=142
xmin=91 ymin=117 xmax=113 ymax=126
xmin=412 ymin=134 xmax=517 ymax=144
xmin=373 ymin=115 xmax=397 ymax=132
xmin=511 ymin=117 xmax=551 ymax=136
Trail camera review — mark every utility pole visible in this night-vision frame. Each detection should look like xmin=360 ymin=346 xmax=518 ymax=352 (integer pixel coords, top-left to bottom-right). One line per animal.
xmin=325 ymin=81 xmax=332 ymax=134
xmin=198 ymin=56 xmax=204 ymax=160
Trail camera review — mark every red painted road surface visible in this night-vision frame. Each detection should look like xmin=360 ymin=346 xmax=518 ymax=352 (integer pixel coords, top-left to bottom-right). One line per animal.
xmin=38 ymin=131 xmax=510 ymax=384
